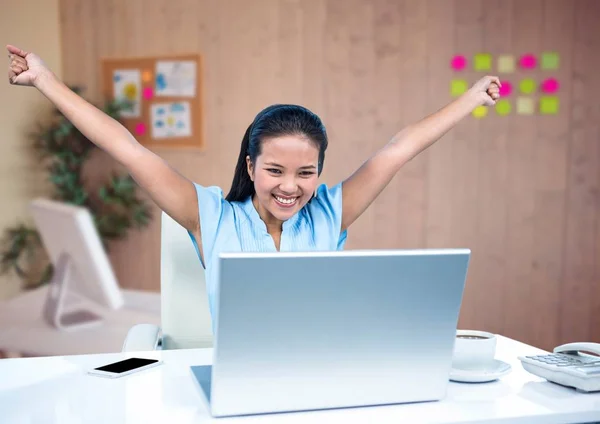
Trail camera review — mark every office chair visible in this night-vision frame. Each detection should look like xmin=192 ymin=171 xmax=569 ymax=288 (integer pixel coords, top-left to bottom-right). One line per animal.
xmin=122 ymin=212 xmax=213 ymax=352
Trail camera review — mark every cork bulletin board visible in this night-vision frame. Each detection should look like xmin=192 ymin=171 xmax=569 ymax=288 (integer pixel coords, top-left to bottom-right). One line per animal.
xmin=101 ymin=54 xmax=204 ymax=150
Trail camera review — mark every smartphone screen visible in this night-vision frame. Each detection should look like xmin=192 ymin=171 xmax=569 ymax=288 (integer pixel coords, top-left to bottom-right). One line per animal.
xmin=94 ymin=358 xmax=159 ymax=374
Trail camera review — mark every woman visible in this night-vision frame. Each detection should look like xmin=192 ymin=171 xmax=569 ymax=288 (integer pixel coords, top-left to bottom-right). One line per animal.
xmin=7 ymin=44 xmax=501 ymax=320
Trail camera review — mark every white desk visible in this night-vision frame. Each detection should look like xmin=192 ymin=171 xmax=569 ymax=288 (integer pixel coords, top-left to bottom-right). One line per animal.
xmin=1 ymin=335 xmax=599 ymax=423
xmin=0 ymin=286 xmax=160 ymax=356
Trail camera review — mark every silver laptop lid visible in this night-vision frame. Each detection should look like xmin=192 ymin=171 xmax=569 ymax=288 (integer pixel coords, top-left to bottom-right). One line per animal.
xmin=210 ymin=249 xmax=470 ymax=417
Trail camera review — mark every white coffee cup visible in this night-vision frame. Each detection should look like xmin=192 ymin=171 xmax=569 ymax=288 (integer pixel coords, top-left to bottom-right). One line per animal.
xmin=452 ymin=330 xmax=497 ymax=371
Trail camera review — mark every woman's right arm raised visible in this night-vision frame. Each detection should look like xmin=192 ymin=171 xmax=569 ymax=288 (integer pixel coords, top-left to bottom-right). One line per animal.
xmin=7 ymin=45 xmax=201 ymax=238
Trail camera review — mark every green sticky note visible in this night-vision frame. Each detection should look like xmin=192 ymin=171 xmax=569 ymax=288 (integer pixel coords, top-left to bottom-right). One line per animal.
xmin=516 ymin=97 xmax=535 ymax=115
xmin=520 ymin=78 xmax=536 ymax=94
xmin=540 ymin=96 xmax=559 ymax=114
xmin=474 ymin=53 xmax=492 ymax=71
xmin=451 ymin=79 xmax=468 ymax=96
xmin=472 ymin=105 xmax=488 ymax=118
xmin=497 ymin=55 xmax=515 ymax=73
xmin=495 ymin=99 xmax=512 ymax=116
xmin=541 ymin=52 xmax=559 ymax=70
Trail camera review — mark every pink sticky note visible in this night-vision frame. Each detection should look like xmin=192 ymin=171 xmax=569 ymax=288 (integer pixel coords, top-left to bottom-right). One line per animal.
xmin=541 ymin=78 xmax=559 ymax=93
xmin=520 ymin=54 xmax=537 ymax=69
xmin=143 ymin=87 xmax=154 ymax=100
xmin=451 ymin=55 xmax=467 ymax=71
xmin=499 ymin=81 xmax=512 ymax=96
xmin=135 ymin=123 xmax=146 ymax=136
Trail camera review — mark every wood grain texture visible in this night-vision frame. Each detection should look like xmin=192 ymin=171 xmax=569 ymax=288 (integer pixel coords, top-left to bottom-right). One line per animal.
xmin=453 ymin=0 xmax=483 ymax=328
xmin=502 ymin=0 xmax=541 ymax=345
xmin=56 ymin=0 xmax=600 ymax=350
xmin=561 ymin=0 xmax=600 ymax=344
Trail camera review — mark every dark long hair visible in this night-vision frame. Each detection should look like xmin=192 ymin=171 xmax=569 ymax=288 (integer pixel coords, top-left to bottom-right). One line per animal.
xmin=225 ymin=104 xmax=328 ymax=202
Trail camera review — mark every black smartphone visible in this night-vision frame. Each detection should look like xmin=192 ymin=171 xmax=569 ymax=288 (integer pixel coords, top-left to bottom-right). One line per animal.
xmin=88 ymin=357 xmax=162 ymax=378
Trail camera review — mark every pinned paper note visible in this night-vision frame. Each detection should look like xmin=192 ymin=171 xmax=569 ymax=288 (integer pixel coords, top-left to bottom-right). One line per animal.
xmin=516 ymin=97 xmax=535 ymax=115
xmin=497 ymin=55 xmax=515 ymax=73
xmin=451 ymin=79 xmax=468 ymax=96
xmin=134 ymin=123 xmax=146 ymax=136
xmin=451 ymin=55 xmax=467 ymax=71
xmin=541 ymin=52 xmax=559 ymax=70
xmin=520 ymin=54 xmax=537 ymax=69
xmin=151 ymin=102 xmax=192 ymax=139
xmin=472 ymin=105 xmax=488 ymax=118
xmin=474 ymin=53 xmax=492 ymax=71
xmin=155 ymin=61 xmax=197 ymax=97
xmin=540 ymin=96 xmax=559 ymax=114
xmin=499 ymin=81 xmax=512 ymax=96
xmin=113 ymin=69 xmax=141 ymax=118
xmin=519 ymin=79 xmax=536 ymax=94
xmin=541 ymin=78 xmax=559 ymax=94
xmin=495 ymin=100 xmax=512 ymax=116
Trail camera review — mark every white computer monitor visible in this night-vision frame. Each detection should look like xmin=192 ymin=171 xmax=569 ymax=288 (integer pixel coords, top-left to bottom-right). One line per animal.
xmin=29 ymin=198 xmax=124 ymax=331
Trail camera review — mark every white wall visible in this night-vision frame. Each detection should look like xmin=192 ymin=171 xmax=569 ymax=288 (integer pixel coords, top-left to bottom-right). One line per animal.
xmin=0 ymin=0 xmax=62 ymax=299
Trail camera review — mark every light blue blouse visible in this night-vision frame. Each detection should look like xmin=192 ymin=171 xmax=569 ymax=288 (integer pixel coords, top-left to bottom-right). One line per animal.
xmin=188 ymin=183 xmax=347 ymax=324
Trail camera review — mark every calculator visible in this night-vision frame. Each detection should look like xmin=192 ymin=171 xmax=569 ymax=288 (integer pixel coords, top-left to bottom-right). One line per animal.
xmin=518 ymin=342 xmax=600 ymax=393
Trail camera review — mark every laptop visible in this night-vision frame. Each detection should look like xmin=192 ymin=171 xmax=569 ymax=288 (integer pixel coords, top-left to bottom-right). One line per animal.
xmin=191 ymin=248 xmax=470 ymax=417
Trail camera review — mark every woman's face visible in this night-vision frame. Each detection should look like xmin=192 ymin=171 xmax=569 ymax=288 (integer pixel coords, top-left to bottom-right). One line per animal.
xmin=247 ymin=135 xmax=320 ymax=226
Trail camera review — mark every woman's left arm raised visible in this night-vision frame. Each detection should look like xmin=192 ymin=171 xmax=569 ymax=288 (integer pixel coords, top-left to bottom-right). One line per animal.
xmin=340 ymin=75 xmax=501 ymax=232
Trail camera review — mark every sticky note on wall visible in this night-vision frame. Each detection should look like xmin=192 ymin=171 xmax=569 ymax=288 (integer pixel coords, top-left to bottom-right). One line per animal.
xmin=451 ymin=79 xmax=468 ymax=96
xmin=497 ymin=55 xmax=515 ymax=73
xmin=517 ymin=97 xmax=535 ymax=115
xmin=541 ymin=52 xmax=559 ymax=70
xmin=540 ymin=96 xmax=559 ymax=114
xmin=520 ymin=54 xmax=537 ymax=70
xmin=499 ymin=81 xmax=513 ymax=96
xmin=520 ymin=79 xmax=536 ymax=94
xmin=451 ymin=55 xmax=467 ymax=71
xmin=474 ymin=53 xmax=492 ymax=71
xmin=472 ymin=105 xmax=488 ymax=118
xmin=541 ymin=78 xmax=559 ymax=94
xmin=495 ymin=99 xmax=512 ymax=116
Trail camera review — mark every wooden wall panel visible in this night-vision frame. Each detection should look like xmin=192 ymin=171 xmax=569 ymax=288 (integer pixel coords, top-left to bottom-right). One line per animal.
xmin=453 ymin=0 xmax=483 ymax=328
xmin=529 ymin=0 xmax=574 ymax=352
xmin=476 ymin=0 xmax=511 ymax=335
xmin=502 ymin=0 xmax=542 ymax=344
xmin=562 ymin=0 xmax=600 ymax=344
xmin=372 ymin=0 xmax=403 ymax=250
xmin=425 ymin=0 xmax=455 ymax=251
xmin=54 ymin=0 xmax=600 ymax=350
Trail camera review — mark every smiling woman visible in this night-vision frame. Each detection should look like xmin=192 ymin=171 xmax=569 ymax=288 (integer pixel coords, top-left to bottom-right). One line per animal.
xmin=6 ymin=43 xmax=501 ymax=325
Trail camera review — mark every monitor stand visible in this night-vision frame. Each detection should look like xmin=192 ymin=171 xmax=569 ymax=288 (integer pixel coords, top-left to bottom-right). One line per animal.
xmin=43 ymin=252 xmax=104 ymax=331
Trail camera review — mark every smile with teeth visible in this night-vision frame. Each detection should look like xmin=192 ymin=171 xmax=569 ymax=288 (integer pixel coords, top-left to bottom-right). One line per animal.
xmin=273 ymin=194 xmax=298 ymax=206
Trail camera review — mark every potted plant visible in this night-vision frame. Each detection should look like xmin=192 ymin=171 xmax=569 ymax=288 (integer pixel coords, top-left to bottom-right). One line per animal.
xmin=0 ymin=87 xmax=152 ymax=289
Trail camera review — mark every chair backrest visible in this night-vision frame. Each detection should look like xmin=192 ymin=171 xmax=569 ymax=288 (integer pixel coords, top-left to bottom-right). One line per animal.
xmin=160 ymin=211 xmax=213 ymax=349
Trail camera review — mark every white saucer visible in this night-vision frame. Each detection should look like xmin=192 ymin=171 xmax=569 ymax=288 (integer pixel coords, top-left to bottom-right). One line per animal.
xmin=450 ymin=359 xmax=512 ymax=383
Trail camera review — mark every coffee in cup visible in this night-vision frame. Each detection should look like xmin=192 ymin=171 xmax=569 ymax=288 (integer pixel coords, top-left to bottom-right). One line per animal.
xmin=452 ymin=330 xmax=497 ymax=371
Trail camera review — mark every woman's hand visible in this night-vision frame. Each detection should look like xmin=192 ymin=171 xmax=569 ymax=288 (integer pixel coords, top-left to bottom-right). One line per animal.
xmin=7 ymin=44 xmax=53 ymax=87
xmin=468 ymin=75 xmax=502 ymax=106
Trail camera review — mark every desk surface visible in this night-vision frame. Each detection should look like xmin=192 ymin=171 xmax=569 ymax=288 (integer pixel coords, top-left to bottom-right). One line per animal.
xmin=1 ymin=335 xmax=600 ymax=423
xmin=0 ymin=286 xmax=160 ymax=356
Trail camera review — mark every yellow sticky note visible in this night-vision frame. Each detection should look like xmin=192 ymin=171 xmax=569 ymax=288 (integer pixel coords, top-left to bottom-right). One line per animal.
xmin=520 ymin=79 xmax=536 ymax=94
xmin=495 ymin=99 xmax=512 ymax=116
xmin=497 ymin=55 xmax=515 ymax=73
xmin=540 ymin=96 xmax=559 ymax=114
xmin=474 ymin=53 xmax=492 ymax=71
xmin=451 ymin=79 xmax=468 ymax=97
xmin=472 ymin=105 xmax=488 ymax=118
xmin=541 ymin=52 xmax=559 ymax=70
xmin=516 ymin=97 xmax=535 ymax=115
